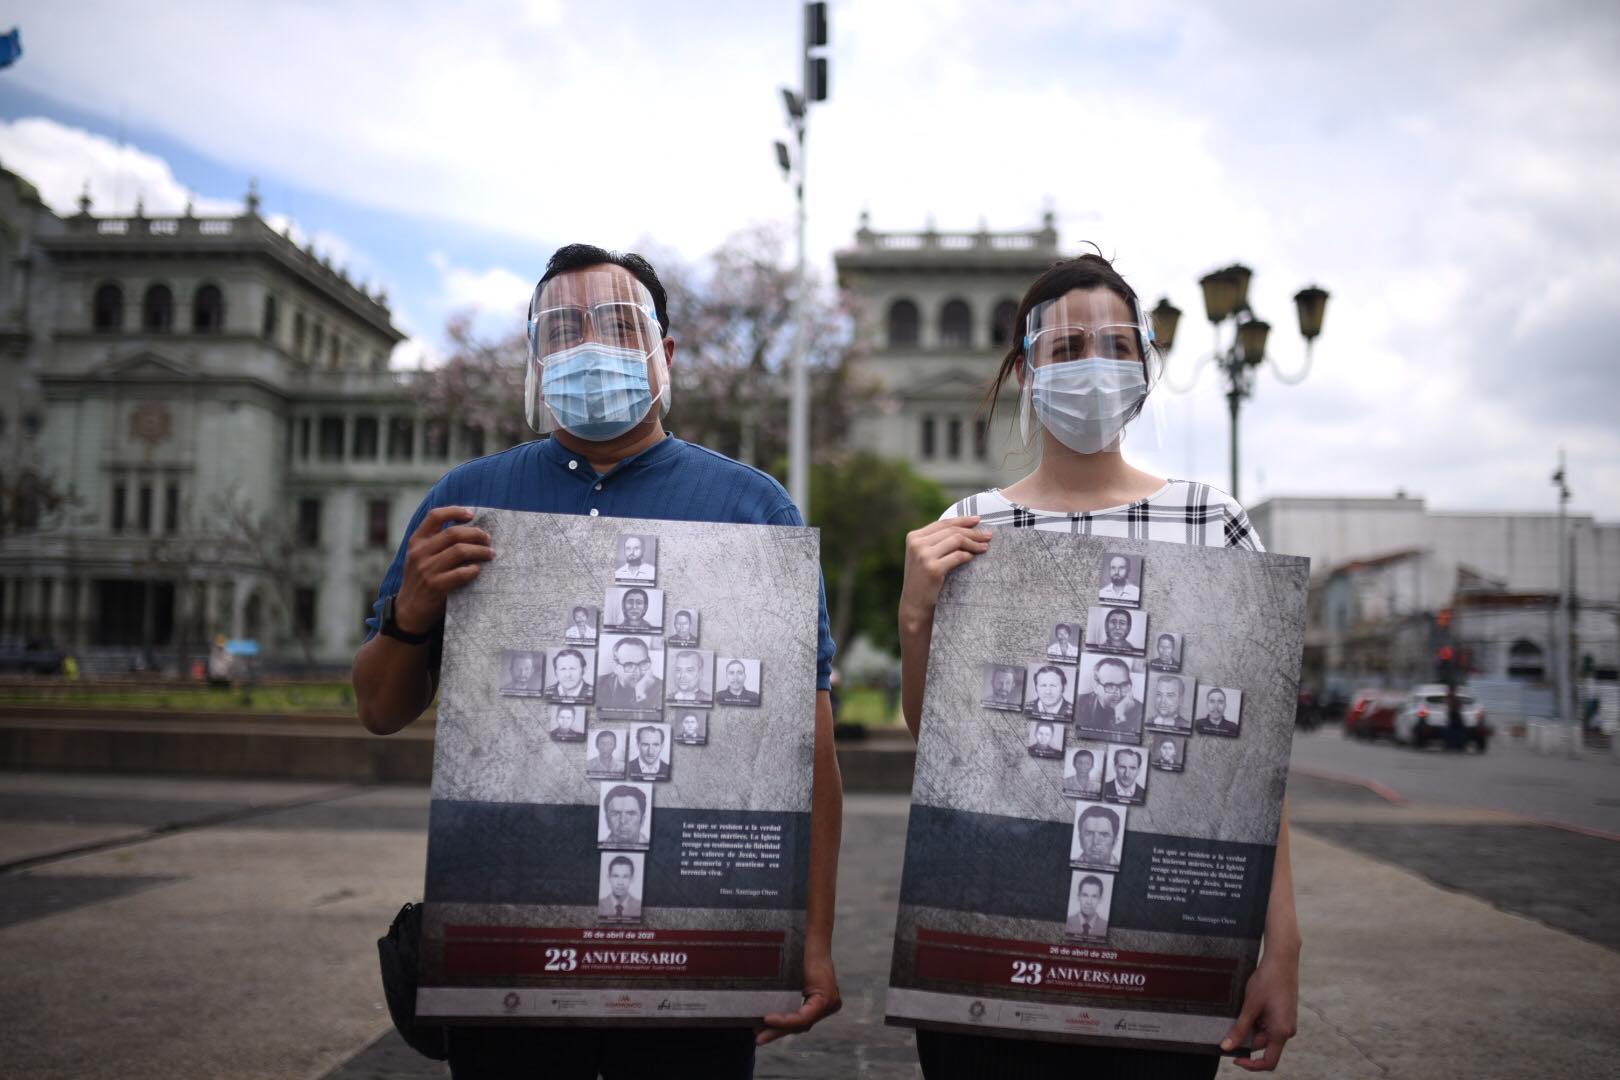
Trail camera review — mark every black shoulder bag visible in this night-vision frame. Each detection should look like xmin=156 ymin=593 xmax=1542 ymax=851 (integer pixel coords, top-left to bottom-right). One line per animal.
xmin=377 ymin=901 xmax=449 ymax=1061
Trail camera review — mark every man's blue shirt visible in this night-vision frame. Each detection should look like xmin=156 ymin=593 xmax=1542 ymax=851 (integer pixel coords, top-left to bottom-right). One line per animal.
xmin=366 ymin=433 xmax=836 ymax=690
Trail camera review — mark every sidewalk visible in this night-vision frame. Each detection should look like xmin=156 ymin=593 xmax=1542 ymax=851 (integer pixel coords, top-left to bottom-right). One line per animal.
xmin=1 ymin=773 xmax=1615 ymax=1079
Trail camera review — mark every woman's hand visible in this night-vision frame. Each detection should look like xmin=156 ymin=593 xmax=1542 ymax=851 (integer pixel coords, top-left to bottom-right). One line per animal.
xmin=899 ymin=516 xmax=991 ymax=632
xmin=1221 ymin=943 xmax=1300 ymax=1071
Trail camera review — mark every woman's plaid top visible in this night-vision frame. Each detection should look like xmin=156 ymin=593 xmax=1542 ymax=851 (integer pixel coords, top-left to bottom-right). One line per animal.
xmin=944 ymin=481 xmax=1265 ymax=552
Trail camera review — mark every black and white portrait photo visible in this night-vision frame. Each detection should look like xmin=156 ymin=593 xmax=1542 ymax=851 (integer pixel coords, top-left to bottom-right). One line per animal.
xmin=665 ymin=648 xmax=715 ymax=706
xmin=1144 ymin=671 xmax=1196 ymax=734
xmin=1045 ymin=622 xmax=1081 ymax=662
xmin=1195 ymin=685 xmax=1244 ymax=737
xmin=1024 ymin=664 xmax=1075 ymax=721
xmin=585 ymin=725 xmax=629 ymax=778
xmin=674 ymin=711 xmax=708 ymax=746
xmin=1072 ymin=653 xmax=1145 ymax=744
xmin=498 ymin=649 xmax=547 ymax=697
xmin=1085 ymin=605 xmax=1147 ymax=656
xmin=1069 ymin=802 xmax=1127 ymax=871
xmin=548 ymin=704 xmax=588 ymax=742
xmin=715 ymin=657 xmax=763 ymax=707
xmin=1064 ymin=870 xmax=1115 ymax=942
xmin=598 ymin=853 xmax=645 ymax=922
xmin=1147 ymin=631 xmax=1183 ymax=672
xmin=667 ymin=608 xmax=700 ymax=648
xmin=1096 ymin=552 xmax=1143 ymax=607
xmin=1026 ymin=719 xmax=1065 ymax=760
xmin=614 ymin=533 xmax=658 ymax=584
xmin=1062 ymin=742 xmax=1107 ymax=799
xmin=1102 ymin=746 xmax=1149 ymax=805
xmin=626 ymin=723 xmax=673 ymax=782
xmin=980 ymin=663 xmax=1026 ymax=713
xmin=542 ymin=647 xmax=596 ymax=705
xmin=564 ymin=605 xmax=599 ymax=644
xmin=595 ymin=635 xmax=664 ymax=720
xmin=598 ymin=781 xmax=653 ymax=850
xmin=603 ymin=586 xmax=664 ymax=634
xmin=1149 ymin=733 xmax=1187 ymax=772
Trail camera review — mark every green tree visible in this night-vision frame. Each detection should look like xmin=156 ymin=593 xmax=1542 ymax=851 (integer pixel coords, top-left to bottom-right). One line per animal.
xmin=808 ymin=452 xmax=951 ymax=657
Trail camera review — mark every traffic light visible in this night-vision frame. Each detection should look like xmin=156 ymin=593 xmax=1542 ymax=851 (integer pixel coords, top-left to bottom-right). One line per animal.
xmin=804 ymin=2 xmax=829 ymax=102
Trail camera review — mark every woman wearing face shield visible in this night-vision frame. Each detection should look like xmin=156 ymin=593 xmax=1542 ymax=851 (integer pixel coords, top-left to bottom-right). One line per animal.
xmin=897 ymin=253 xmax=1299 ymax=1077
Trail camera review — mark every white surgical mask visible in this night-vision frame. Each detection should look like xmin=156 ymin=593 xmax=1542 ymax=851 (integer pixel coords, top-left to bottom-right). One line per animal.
xmin=1026 ymin=359 xmax=1148 ymax=454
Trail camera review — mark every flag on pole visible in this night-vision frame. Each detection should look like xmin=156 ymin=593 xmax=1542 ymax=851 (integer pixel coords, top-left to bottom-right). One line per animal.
xmin=0 ymin=28 xmax=21 ymax=69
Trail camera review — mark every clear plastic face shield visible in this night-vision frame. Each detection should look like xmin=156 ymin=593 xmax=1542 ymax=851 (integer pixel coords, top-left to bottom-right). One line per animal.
xmin=1018 ymin=287 xmax=1163 ymax=453
xmin=524 ymin=268 xmax=671 ymax=439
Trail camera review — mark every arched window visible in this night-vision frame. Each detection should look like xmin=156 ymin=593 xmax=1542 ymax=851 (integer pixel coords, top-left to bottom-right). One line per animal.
xmin=990 ymin=299 xmax=1018 ymax=348
xmin=262 ymin=294 xmax=279 ymax=340
xmin=192 ymin=283 xmax=225 ymax=333
xmin=92 ymin=282 xmax=124 ymax=332
xmin=886 ymin=298 xmax=920 ymax=348
xmin=1507 ymin=639 xmax=1545 ymax=681
xmin=142 ymin=283 xmax=174 ymax=333
xmin=940 ymin=298 xmax=972 ymax=348
xmin=293 ymin=312 xmax=307 ymax=356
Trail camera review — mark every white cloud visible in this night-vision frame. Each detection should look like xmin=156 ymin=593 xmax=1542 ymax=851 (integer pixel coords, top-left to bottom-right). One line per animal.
xmin=429 ymin=252 xmax=531 ymax=323
xmin=7 ymin=0 xmax=1620 ymax=515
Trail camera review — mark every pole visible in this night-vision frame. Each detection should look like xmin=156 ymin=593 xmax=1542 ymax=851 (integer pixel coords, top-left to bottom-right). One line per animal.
xmin=1226 ymin=365 xmax=1242 ymax=502
xmin=1556 ymin=448 xmax=1577 ymax=753
xmin=789 ymin=115 xmax=809 ymax=517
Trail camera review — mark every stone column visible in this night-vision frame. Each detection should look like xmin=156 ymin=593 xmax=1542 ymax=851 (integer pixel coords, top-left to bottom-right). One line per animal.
xmin=75 ymin=577 xmax=94 ymax=650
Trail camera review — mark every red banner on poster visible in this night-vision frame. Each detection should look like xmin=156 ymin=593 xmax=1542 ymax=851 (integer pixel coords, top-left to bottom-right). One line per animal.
xmin=914 ymin=929 xmax=1234 ymax=1005
xmin=444 ymin=926 xmax=785 ymax=979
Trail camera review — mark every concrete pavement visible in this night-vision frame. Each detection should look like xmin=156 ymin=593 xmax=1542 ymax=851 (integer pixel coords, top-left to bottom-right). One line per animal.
xmin=2 ymin=770 xmax=1616 ymax=1079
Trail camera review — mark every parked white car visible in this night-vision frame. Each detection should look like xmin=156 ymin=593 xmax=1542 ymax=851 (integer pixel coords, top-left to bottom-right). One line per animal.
xmin=1394 ymin=684 xmax=1490 ymax=751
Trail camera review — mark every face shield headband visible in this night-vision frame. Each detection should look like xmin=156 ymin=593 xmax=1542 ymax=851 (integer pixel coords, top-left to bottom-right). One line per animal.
xmin=523 ymin=269 xmax=671 ymax=439
xmin=1017 ymin=288 xmax=1164 ymax=454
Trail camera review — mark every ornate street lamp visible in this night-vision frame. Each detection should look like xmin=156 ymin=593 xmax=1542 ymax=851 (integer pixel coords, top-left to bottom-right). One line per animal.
xmin=1157 ymin=268 xmax=1328 ymax=500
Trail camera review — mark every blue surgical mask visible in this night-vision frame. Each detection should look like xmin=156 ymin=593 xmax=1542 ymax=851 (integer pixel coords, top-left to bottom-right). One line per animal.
xmin=540 ymin=342 xmax=657 ymax=441
xmin=1027 ymin=358 xmax=1148 ymax=454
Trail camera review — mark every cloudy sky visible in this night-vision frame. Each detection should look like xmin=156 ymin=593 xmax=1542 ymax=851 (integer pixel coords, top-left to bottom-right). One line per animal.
xmin=2 ymin=0 xmax=1616 ymax=516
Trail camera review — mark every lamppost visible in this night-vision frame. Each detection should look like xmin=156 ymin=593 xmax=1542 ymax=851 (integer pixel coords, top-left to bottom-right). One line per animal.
xmin=773 ymin=1 xmax=829 ymax=517
xmin=1150 ymin=268 xmax=1329 ymax=502
xmin=1552 ymin=450 xmax=1578 ymax=752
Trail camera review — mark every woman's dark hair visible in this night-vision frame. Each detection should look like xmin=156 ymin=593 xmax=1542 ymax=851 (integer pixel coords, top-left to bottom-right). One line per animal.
xmin=535 ymin=243 xmax=670 ymax=334
xmin=982 ymin=250 xmax=1147 ymax=425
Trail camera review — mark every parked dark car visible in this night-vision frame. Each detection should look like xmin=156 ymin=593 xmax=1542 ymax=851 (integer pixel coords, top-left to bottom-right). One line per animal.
xmin=0 ymin=638 xmax=65 ymax=675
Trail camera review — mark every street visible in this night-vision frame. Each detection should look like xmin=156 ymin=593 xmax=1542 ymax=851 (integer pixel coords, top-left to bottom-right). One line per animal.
xmin=1 ymin=763 xmax=1617 ymax=1079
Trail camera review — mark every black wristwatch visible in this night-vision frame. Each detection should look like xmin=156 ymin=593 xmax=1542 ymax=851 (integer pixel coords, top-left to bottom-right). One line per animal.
xmin=380 ymin=595 xmax=434 ymax=645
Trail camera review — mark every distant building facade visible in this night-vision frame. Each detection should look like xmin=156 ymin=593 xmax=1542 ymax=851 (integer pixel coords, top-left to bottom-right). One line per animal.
xmin=1249 ymin=494 xmax=1620 ymax=702
xmin=0 ymin=165 xmax=488 ymax=668
xmin=834 ymin=214 xmax=1063 ymax=500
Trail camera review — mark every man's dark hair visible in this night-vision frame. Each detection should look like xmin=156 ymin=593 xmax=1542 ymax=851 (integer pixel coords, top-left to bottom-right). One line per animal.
xmin=604 ymin=784 xmax=647 ymax=813
xmin=636 ymin=724 xmax=665 ymax=745
xmin=1114 ymin=748 xmax=1141 ymax=768
xmin=1094 ymin=656 xmax=1131 ymax=680
xmin=623 ymin=587 xmax=649 ymax=606
xmin=1033 ymin=664 xmax=1068 ymax=688
xmin=1157 ymin=633 xmax=1175 ymax=647
xmin=535 ymin=244 xmax=670 ymax=335
xmin=609 ymin=855 xmax=635 ymax=874
xmin=1077 ymin=805 xmax=1120 ymax=834
xmin=1073 ymin=749 xmax=1094 ymax=766
xmin=554 ymin=648 xmax=586 ymax=671
xmin=1078 ymin=874 xmax=1106 ymax=894
xmin=595 ymin=729 xmax=616 ymax=747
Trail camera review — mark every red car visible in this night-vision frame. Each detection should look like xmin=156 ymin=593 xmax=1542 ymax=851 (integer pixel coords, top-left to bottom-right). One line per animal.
xmin=1342 ymin=689 xmax=1403 ymax=741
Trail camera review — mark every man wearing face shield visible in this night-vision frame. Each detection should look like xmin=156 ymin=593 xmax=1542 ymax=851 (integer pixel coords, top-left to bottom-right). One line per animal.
xmin=353 ymin=244 xmax=843 ymax=1071
xmin=899 ymin=253 xmax=1298 ymax=1076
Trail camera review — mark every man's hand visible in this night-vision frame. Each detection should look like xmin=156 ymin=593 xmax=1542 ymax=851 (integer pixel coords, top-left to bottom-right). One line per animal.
xmin=1221 ymin=944 xmax=1300 ymax=1071
xmin=757 ymin=940 xmax=840 ymax=1046
xmin=395 ymin=506 xmax=494 ymax=632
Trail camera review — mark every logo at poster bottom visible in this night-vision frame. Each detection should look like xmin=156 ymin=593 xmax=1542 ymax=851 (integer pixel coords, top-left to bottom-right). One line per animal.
xmin=968 ymin=1000 xmax=987 ymax=1021
xmin=502 ymin=992 xmax=521 ymax=1011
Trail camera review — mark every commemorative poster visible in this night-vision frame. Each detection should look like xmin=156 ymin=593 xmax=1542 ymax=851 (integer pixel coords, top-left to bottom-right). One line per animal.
xmin=416 ymin=509 xmax=822 ymax=1024
xmin=887 ymin=530 xmax=1310 ymax=1053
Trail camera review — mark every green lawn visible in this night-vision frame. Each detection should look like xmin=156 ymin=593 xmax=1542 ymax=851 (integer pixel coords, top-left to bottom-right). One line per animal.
xmin=0 ymin=682 xmax=357 ymax=713
xmin=837 ymin=685 xmax=903 ymax=728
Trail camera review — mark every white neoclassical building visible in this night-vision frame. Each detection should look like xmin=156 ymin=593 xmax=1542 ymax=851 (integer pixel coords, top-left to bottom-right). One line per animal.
xmin=834 ymin=214 xmax=1066 ymax=500
xmin=0 ymin=164 xmax=491 ymax=669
